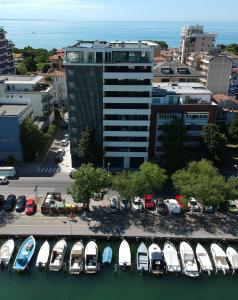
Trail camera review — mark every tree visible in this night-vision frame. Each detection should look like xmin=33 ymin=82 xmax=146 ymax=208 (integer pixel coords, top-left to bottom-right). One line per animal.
xmin=79 ymin=127 xmax=102 ymax=166
xmin=228 ymin=114 xmax=238 ymax=141
xmin=112 ymin=171 xmax=137 ymax=200
xmin=20 ymin=117 xmax=47 ymax=161
xmin=161 ymin=117 xmax=188 ymax=172
xmin=4 ymin=155 xmax=16 ymax=166
xmin=201 ymin=123 xmax=227 ymax=162
xmin=16 ymin=63 xmax=28 ymax=75
xmin=151 ymin=40 xmax=168 ymax=50
xmin=42 ymin=63 xmax=51 ymax=73
xmin=172 ymin=159 xmax=227 ymax=206
xmin=67 ymin=164 xmax=110 ymax=209
xmin=132 ymin=162 xmax=167 ymax=196
xmin=24 ymin=56 xmax=37 ymax=72
xmin=223 ymin=176 xmax=238 ymax=200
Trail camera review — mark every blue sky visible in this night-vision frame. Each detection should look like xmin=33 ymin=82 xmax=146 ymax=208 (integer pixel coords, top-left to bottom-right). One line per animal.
xmin=0 ymin=0 xmax=237 ymax=21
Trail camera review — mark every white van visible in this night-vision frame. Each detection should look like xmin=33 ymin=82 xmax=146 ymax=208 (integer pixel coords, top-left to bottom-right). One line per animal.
xmin=0 ymin=166 xmax=17 ymax=178
xmin=0 ymin=176 xmax=9 ymax=185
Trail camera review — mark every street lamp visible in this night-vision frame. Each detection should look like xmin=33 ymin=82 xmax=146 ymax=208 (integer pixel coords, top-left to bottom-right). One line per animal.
xmin=107 ymin=162 xmax=111 ymax=201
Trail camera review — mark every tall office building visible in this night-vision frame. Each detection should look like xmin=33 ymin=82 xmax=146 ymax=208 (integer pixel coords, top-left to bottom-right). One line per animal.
xmin=180 ymin=25 xmax=217 ymax=63
xmin=64 ymin=40 xmax=154 ymax=169
xmin=0 ymin=27 xmax=15 ymax=75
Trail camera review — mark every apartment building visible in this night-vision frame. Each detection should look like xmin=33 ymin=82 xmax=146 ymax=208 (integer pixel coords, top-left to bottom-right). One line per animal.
xmin=153 ymin=61 xmax=204 ymax=83
xmin=64 ymin=40 xmax=154 ymax=169
xmin=180 ymin=25 xmax=217 ymax=63
xmin=0 ymin=75 xmax=54 ymax=118
xmin=0 ymin=27 xmax=15 ymax=75
xmin=186 ymin=53 xmax=232 ymax=94
xmin=149 ymin=82 xmax=217 ymax=160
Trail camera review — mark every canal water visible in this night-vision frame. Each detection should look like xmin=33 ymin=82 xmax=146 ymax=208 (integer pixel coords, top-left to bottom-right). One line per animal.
xmin=0 ymin=237 xmax=238 ymax=300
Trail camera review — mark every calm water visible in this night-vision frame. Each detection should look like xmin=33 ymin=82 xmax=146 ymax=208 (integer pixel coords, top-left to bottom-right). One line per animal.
xmin=0 ymin=238 xmax=238 ymax=300
xmin=0 ymin=20 xmax=238 ymax=49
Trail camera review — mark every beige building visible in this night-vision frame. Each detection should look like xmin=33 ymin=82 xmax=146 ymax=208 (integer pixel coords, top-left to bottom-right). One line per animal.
xmin=180 ymin=25 xmax=217 ymax=63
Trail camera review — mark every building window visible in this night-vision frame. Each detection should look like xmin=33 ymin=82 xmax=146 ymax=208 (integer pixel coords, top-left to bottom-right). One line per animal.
xmin=66 ymin=51 xmax=84 ymax=63
xmin=96 ymin=52 xmax=103 ymax=63
xmin=87 ymin=52 xmax=94 ymax=63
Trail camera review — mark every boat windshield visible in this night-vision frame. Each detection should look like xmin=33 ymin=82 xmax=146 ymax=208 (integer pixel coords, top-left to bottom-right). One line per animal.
xmin=184 ymin=253 xmax=194 ymax=261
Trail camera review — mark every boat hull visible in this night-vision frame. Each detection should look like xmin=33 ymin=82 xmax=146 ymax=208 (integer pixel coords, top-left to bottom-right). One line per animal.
xmin=85 ymin=241 xmax=98 ymax=274
xmin=137 ymin=242 xmax=149 ymax=272
xmin=13 ymin=236 xmax=36 ymax=272
xmin=36 ymin=241 xmax=50 ymax=268
xmin=69 ymin=241 xmax=84 ymax=275
xmin=49 ymin=239 xmax=67 ymax=272
xmin=0 ymin=239 xmax=15 ymax=267
xmin=119 ymin=240 xmax=131 ymax=267
xmin=163 ymin=241 xmax=181 ymax=273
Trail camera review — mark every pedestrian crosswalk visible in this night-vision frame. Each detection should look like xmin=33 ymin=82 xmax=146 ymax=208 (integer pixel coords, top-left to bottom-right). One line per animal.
xmin=36 ymin=166 xmax=61 ymax=174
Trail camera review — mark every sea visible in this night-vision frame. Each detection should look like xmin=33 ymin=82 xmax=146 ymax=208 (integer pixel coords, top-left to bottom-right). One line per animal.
xmin=0 ymin=237 xmax=238 ymax=300
xmin=1 ymin=20 xmax=238 ymax=49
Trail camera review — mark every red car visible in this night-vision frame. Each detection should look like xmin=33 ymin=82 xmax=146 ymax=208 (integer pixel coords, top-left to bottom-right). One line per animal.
xmin=175 ymin=195 xmax=188 ymax=211
xmin=143 ymin=194 xmax=155 ymax=210
xmin=25 ymin=199 xmax=37 ymax=215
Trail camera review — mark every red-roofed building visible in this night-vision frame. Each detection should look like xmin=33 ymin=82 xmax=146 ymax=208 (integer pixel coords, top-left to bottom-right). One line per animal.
xmin=49 ymin=49 xmax=64 ymax=70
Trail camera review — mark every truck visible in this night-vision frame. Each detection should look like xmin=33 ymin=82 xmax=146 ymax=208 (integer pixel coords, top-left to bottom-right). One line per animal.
xmin=41 ymin=192 xmax=83 ymax=215
xmin=143 ymin=194 xmax=155 ymax=210
xmin=0 ymin=166 xmax=17 ymax=179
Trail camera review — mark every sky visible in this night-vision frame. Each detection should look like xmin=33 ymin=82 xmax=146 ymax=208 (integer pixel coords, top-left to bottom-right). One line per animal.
xmin=0 ymin=0 xmax=237 ymax=21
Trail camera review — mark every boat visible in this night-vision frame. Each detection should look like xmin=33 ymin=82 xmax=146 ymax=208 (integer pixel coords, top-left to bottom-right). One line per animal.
xmin=163 ymin=241 xmax=181 ymax=273
xmin=196 ymin=243 xmax=213 ymax=275
xmin=13 ymin=236 xmax=36 ymax=271
xmin=148 ymin=243 xmax=166 ymax=275
xmin=69 ymin=241 xmax=84 ymax=275
xmin=210 ymin=243 xmax=229 ymax=274
xmin=36 ymin=241 xmax=50 ymax=268
xmin=180 ymin=241 xmax=199 ymax=277
xmin=0 ymin=239 xmax=15 ymax=267
xmin=49 ymin=239 xmax=67 ymax=271
xmin=102 ymin=246 xmax=112 ymax=264
xmin=136 ymin=242 xmax=149 ymax=272
xmin=85 ymin=241 xmax=99 ymax=273
xmin=226 ymin=246 xmax=238 ymax=273
xmin=118 ymin=239 xmax=131 ymax=267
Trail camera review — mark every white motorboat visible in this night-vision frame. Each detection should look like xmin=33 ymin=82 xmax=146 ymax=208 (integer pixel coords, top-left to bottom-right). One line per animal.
xmin=0 ymin=239 xmax=15 ymax=267
xmin=118 ymin=239 xmax=131 ymax=267
xmin=85 ymin=241 xmax=99 ymax=274
xmin=36 ymin=241 xmax=50 ymax=268
xmin=196 ymin=243 xmax=213 ymax=275
xmin=163 ymin=241 xmax=181 ymax=273
xmin=226 ymin=246 xmax=238 ymax=273
xmin=136 ymin=242 xmax=149 ymax=272
xmin=69 ymin=241 xmax=84 ymax=275
xmin=210 ymin=243 xmax=229 ymax=274
xmin=148 ymin=243 xmax=166 ymax=275
xmin=49 ymin=239 xmax=67 ymax=271
xmin=180 ymin=241 xmax=199 ymax=278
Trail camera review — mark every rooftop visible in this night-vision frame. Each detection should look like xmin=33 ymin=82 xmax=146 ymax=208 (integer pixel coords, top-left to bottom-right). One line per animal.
xmin=152 ymin=82 xmax=212 ymax=96
xmin=0 ymin=103 xmax=29 ymax=116
xmin=212 ymin=94 xmax=238 ymax=104
xmin=153 ymin=61 xmax=204 ymax=78
xmin=0 ymin=75 xmax=44 ymax=85
xmin=67 ymin=40 xmax=157 ymax=50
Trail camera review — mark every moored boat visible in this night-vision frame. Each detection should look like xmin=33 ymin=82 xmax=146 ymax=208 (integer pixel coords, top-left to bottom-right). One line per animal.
xmin=69 ymin=241 xmax=84 ymax=275
xmin=148 ymin=243 xmax=166 ymax=275
xmin=210 ymin=243 xmax=229 ymax=274
xmin=196 ymin=243 xmax=213 ymax=275
xmin=49 ymin=239 xmax=67 ymax=272
xmin=226 ymin=246 xmax=238 ymax=274
xmin=118 ymin=239 xmax=131 ymax=267
xmin=136 ymin=242 xmax=149 ymax=272
xmin=180 ymin=241 xmax=199 ymax=278
xmin=85 ymin=241 xmax=99 ymax=274
xmin=36 ymin=241 xmax=50 ymax=268
xmin=163 ymin=241 xmax=181 ymax=273
xmin=102 ymin=246 xmax=112 ymax=265
xmin=0 ymin=239 xmax=15 ymax=267
xmin=13 ymin=236 xmax=36 ymax=271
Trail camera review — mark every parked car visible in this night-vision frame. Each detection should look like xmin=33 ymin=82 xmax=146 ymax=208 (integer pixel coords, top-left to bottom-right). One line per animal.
xmin=3 ymin=194 xmax=17 ymax=212
xmin=57 ymin=148 xmax=65 ymax=156
xmin=0 ymin=194 xmax=4 ymax=209
xmin=227 ymin=200 xmax=238 ymax=214
xmin=120 ymin=199 xmax=131 ymax=211
xmin=188 ymin=197 xmax=201 ymax=212
xmin=15 ymin=195 xmax=27 ymax=213
xmin=109 ymin=197 xmax=120 ymax=213
xmin=156 ymin=198 xmax=169 ymax=215
xmin=175 ymin=195 xmax=188 ymax=211
xmin=132 ymin=197 xmax=143 ymax=212
xmin=60 ymin=139 xmax=69 ymax=146
xmin=64 ymin=134 xmax=69 ymax=140
xmin=203 ymin=205 xmax=215 ymax=214
xmin=55 ymin=153 xmax=63 ymax=163
xmin=143 ymin=194 xmax=155 ymax=210
xmin=60 ymin=122 xmax=68 ymax=130
xmin=25 ymin=199 xmax=37 ymax=215
xmin=0 ymin=176 xmax=9 ymax=185
xmin=164 ymin=199 xmax=181 ymax=215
